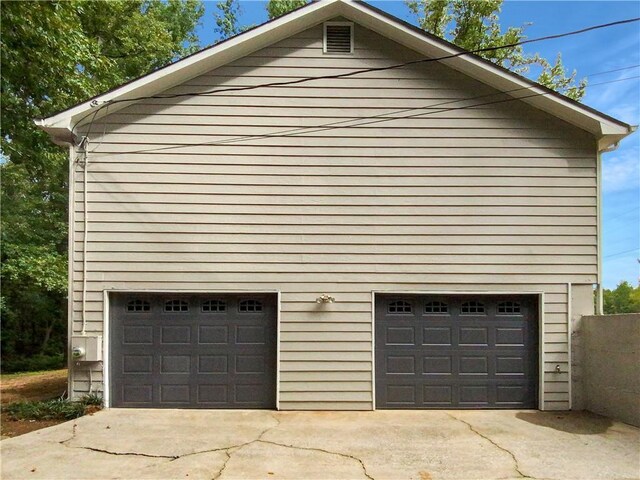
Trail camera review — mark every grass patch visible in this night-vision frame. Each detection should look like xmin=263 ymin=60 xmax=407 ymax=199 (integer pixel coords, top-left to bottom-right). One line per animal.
xmin=1 ymin=354 xmax=65 ymax=373
xmin=0 ymin=368 xmax=66 ymax=381
xmin=5 ymin=394 xmax=103 ymax=421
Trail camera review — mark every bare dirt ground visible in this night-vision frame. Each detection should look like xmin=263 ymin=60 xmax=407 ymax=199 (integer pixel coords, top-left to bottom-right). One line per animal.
xmin=1 ymin=369 xmax=68 ymax=438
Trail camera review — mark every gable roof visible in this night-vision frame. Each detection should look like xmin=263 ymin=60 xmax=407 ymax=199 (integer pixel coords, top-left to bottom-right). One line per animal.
xmin=36 ymin=0 xmax=635 ymax=150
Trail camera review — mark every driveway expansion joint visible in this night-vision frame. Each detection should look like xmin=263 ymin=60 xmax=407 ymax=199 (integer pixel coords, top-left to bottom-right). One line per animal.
xmin=446 ymin=413 xmax=535 ymax=480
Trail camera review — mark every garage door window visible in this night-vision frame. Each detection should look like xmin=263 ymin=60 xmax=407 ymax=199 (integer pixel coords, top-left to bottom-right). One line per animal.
xmin=461 ymin=301 xmax=485 ymax=315
xmin=388 ymin=300 xmax=412 ymax=314
xmin=126 ymin=299 xmax=150 ymax=312
xmin=164 ymin=299 xmax=189 ymax=312
xmin=202 ymin=299 xmax=226 ymax=313
xmin=239 ymin=299 xmax=263 ymax=312
xmin=424 ymin=301 xmax=448 ymax=315
xmin=497 ymin=301 xmax=521 ymax=315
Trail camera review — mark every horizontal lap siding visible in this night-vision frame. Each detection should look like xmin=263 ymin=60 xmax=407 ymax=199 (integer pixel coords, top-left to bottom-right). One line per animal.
xmin=72 ymin=22 xmax=596 ymax=410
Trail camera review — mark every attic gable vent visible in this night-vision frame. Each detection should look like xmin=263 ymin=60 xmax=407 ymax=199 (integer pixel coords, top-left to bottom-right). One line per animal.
xmin=324 ymin=22 xmax=353 ymax=54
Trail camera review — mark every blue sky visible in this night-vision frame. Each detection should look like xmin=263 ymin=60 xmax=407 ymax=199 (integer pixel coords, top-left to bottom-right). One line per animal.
xmin=196 ymin=1 xmax=640 ymax=289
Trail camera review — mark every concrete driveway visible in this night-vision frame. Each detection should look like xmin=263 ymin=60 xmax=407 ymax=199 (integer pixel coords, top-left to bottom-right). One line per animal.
xmin=1 ymin=409 xmax=638 ymax=480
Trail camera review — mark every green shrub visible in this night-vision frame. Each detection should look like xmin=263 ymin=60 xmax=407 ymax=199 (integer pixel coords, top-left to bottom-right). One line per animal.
xmin=4 ymin=394 xmax=103 ymax=421
xmin=79 ymin=392 xmax=103 ymax=407
xmin=1 ymin=354 xmax=65 ymax=373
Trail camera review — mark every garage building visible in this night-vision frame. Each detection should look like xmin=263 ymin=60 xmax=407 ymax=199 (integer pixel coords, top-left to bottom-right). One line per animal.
xmin=36 ymin=0 xmax=634 ymax=411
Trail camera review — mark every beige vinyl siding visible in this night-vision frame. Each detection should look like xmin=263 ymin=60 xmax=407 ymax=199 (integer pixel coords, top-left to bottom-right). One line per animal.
xmin=71 ymin=21 xmax=597 ymax=411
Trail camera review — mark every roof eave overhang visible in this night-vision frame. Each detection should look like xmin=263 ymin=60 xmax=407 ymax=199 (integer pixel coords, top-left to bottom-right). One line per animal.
xmin=35 ymin=0 xmax=634 ymax=151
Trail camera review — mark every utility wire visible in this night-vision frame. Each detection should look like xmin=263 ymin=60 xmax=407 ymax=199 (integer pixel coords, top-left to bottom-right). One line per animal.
xmin=86 ymin=66 xmax=640 ymax=156
xmin=88 ymin=72 xmax=640 ymax=158
xmin=604 ymin=248 xmax=640 ymax=259
xmin=586 ymin=63 xmax=640 ymax=77
xmin=605 ymin=207 xmax=640 ymax=223
xmin=74 ymin=15 xmax=640 ymax=136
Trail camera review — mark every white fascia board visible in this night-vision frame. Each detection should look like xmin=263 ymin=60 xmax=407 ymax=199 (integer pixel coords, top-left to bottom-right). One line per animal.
xmin=36 ymin=0 xmax=342 ymax=137
xmin=340 ymin=1 xmax=632 ymax=148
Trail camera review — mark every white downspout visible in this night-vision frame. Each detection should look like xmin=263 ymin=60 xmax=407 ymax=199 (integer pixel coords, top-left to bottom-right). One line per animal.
xmin=77 ymin=137 xmax=89 ymax=335
xmin=596 ymin=150 xmax=603 ymax=315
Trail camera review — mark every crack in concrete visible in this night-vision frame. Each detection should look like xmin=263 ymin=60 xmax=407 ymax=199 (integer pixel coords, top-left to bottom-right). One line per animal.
xmin=56 ymin=414 xmax=374 ymax=480
xmin=447 ymin=413 xmax=533 ymax=479
xmin=257 ymin=439 xmax=375 ymax=480
xmin=59 ymin=422 xmax=78 ymax=445
xmin=68 ymin=445 xmax=178 ymax=460
xmin=211 ymin=448 xmax=232 ymax=480
xmin=209 ymin=414 xmax=282 ymax=480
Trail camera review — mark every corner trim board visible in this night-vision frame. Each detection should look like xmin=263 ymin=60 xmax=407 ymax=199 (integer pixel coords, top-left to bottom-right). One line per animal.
xmin=567 ymin=282 xmax=572 ymax=410
xmin=103 ymin=290 xmax=111 ymax=408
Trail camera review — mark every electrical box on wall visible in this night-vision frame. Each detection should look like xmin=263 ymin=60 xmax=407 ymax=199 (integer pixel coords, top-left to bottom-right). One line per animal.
xmin=71 ymin=335 xmax=102 ymax=362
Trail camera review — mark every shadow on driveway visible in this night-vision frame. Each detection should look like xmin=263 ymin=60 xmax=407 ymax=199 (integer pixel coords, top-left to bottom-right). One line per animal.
xmin=516 ymin=410 xmax=613 ymax=434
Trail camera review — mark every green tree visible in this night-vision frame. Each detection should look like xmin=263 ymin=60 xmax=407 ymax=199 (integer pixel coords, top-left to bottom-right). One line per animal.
xmin=266 ymin=0 xmax=309 ymax=20
xmin=603 ymin=281 xmax=640 ymax=314
xmin=214 ymin=0 xmax=255 ymax=41
xmin=1 ymin=0 xmax=204 ymax=368
xmin=406 ymin=0 xmax=586 ymax=100
xmin=215 ymin=0 xmax=243 ymax=40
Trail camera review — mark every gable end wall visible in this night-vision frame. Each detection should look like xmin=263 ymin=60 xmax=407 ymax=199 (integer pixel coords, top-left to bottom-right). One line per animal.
xmin=71 ymin=21 xmax=597 ymax=410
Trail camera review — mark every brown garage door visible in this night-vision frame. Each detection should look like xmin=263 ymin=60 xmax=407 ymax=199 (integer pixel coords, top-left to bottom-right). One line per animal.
xmin=110 ymin=293 xmax=277 ymax=408
xmin=375 ymin=294 xmax=538 ymax=409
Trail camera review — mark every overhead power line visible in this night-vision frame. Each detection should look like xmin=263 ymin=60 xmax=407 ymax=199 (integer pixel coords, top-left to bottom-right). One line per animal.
xmin=604 ymin=248 xmax=640 ymax=259
xmin=586 ymin=63 xmax=640 ymax=77
xmin=88 ymin=71 xmax=639 ymax=158
xmin=74 ymin=15 xmax=640 ymax=136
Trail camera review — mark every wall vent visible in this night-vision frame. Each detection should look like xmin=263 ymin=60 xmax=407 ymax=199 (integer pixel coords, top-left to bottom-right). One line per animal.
xmin=324 ymin=22 xmax=353 ymax=54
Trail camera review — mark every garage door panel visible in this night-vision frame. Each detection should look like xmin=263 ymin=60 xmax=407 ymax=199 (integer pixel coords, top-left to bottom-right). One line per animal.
xmin=386 ymin=385 xmax=416 ymax=405
xmin=199 ymin=325 xmax=229 ymax=344
xmin=496 ymin=356 xmax=525 ymax=375
xmin=459 ymin=327 xmax=489 ymax=346
xmin=110 ymin=293 xmax=276 ymax=408
xmin=122 ymin=384 xmax=153 ymax=404
xmin=235 ymin=325 xmax=267 ymax=344
xmin=376 ymin=294 xmax=538 ymax=409
xmin=160 ymin=326 xmax=191 ymax=344
xmin=198 ymin=355 xmax=229 ymax=373
xmin=423 ymin=385 xmax=453 ymax=405
xmin=122 ymin=326 xmax=153 ymax=344
xmin=386 ymin=355 xmax=415 ymax=374
xmin=422 ymin=326 xmax=452 ymax=345
xmin=197 ymin=384 xmax=228 ymax=404
xmin=459 ymin=356 xmax=489 ymax=376
xmin=160 ymin=384 xmax=191 ymax=403
xmin=123 ymin=355 xmax=153 ymax=374
xmin=496 ymin=327 xmax=525 ymax=346
xmin=386 ymin=326 xmax=415 ymax=345
xmin=422 ymin=355 xmax=452 ymax=375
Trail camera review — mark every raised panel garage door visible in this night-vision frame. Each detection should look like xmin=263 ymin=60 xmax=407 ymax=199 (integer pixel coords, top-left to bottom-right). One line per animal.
xmin=110 ymin=293 xmax=277 ymax=408
xmin=375 ymin=295 xmax=538 ymax=409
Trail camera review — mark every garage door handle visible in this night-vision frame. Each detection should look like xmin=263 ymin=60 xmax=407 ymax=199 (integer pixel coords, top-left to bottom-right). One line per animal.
xmin=555 ymin=365 xmax=562 ymax=373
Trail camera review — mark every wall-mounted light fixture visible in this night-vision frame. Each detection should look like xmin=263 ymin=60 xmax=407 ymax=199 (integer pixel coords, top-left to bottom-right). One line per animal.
xmin=316 ymin=294 xmax=336 ymax=304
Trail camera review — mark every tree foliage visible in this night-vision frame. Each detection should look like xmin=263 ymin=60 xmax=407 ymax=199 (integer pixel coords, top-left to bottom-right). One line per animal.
xmin=266 ymin=0 xmax=309 ymax=20
xmin=603 ymin=281 xmax=640 ymax=314
xmin=214 ymin=0 xmax=243 ymax=40
xmin=406 ymin=0 xmax=586 ymax=100
xmin=263 ymin=0 xmax=586 ymax=100
xmin=1 ymin=0 xmax=204 ymax=367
